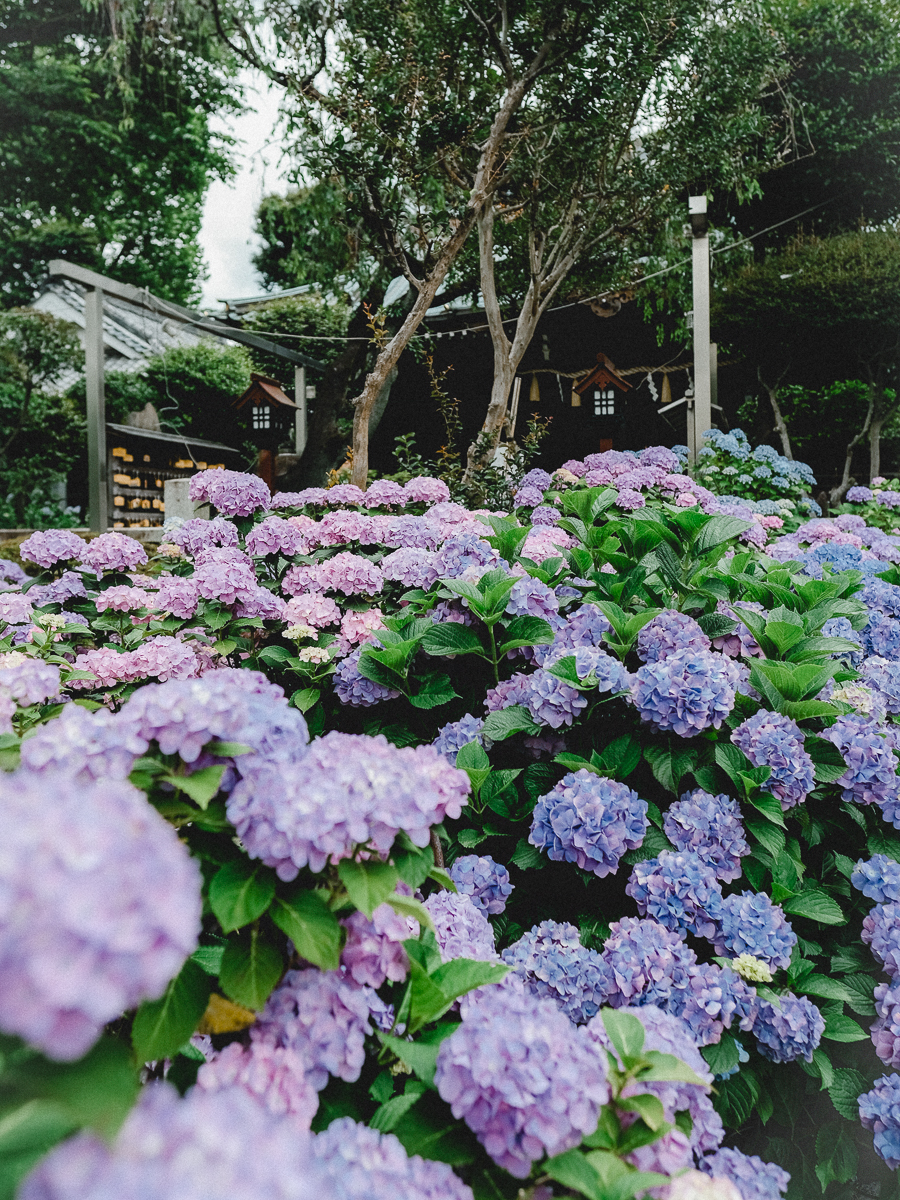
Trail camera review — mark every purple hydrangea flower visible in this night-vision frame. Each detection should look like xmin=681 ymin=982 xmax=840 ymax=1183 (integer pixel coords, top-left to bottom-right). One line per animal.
xmin=753 ymin=993 xmax=824 ymax=1063
xmin=501 ymin=920 xmax=611 ymax=1023
xmin=283 ymin=592 xmax=342 ymax=628
xmin=29 ymin=570 xmax=87 ymax=606
xmin=381 ymin=547 xmax=440 ymax=589
xmin=600 ymin=917 xmax=697 ymax=1008
xmin=363 ymin=479 xmax=408 ymax=508
xmin=20 ymin=702 xmax=147 ymax=782
xmin=94 ymin=583 xmax=151 ymax=613
xmin=865 ymin=612 xmax=900 ymax=661
xmin=570 ymin=646 xmax=629 ymax=689
xmin=521 ymin=468 xmax=552 ymax=491
xmin=340 ymin=904 xmax=410 ymax=988
xmin=530 ymin=771 xmax=647 ymax=877
xmin=382 ymin=515 xmax=442 ymax=551
xmin=19 ymin=1083 xmax=325 ymax=1200
xmin=864 ymin=903 xmax=900 ymax=977
xmin=129 ymin=635 xmax=201 ymax=683
xmin=227 ymin=732 xmax=468 ymax=880
xmin=626 ymin=851 xmax=723 ymax=938
xmin=524 ymin=668 xmax=589 ymax=728
xmin=425 ymin=890 xmax=497 ymax=961
xmin=861 ymin=656 xmax=900 ymax=714
xmin=534 ymin=603 xmax=611 ymax=665
xmin=822 ymin=714 xmax=900 ymax=809
xmin=0 ymin=655 xmax=60 ymax=705
xmin=663 ymin=790 xmax=749 ymax=882
xmin=333 ymin=649 xmax=400 ymax=707
xmin=154 ymin=575 xmax=201 ymax=619
xmin=531 ymin=505 xmax=560 ymax=526
xmin=197 ymin=1039 xmax=318 ymax=1130
xmin=403 ymin=476 xmax=450 ymax=505
xmin=0 ymin=768 xmax=200 ymax=1060
xmin=872 ymin=981 xmax=900 ymax=1067
xmin=713 ymin=892 xmax=796 ymax=970
xmin=506 ymin=577 xmax=559 ymax=621
xmin=192 ymin=469 xmax=270 ymax=516
xmin=170 ymin=515 xmax=239 ymax=556
xmin=636 ymin=611 xmax=711 ymax=663
xmin=847 ymin=486 xmax=874 ymax=503
xmin=712 ymin=600 xmax=765 ymax=658
xmin=615 ymin=488 xmax=646 ymax=510
xmin=630 ymin=647 xmax=740 ymax=737
xmin=316 ymin=552 xmax=384 ymax=596
xmin=484 ymin=672 xmax=531 ymax=712
xmin=194 ymin=558 xmax=259 ymax=607
xmin=673 ymin=961 xmax=756 ymax=1047
xmin=853 ymin=856 xmax=900 ymax=903
xmin=860 ymin=1074 xmax=900 ymax=1169
xmin=245 ymin=515 xmax=307 ymax=557
xmin=586 ymin=1004 xmax=723 ymax=1156
xmin=701 ymin=1147 xmax=790 ymax=1200
xmin=514 ymin=485 xmax=544 ymax=508
xmin=732 ymin=710 xmax=815 ymax=810
xmin=449 ymin=854 xmax=513 ymax=914
xmin=252 ymin=968 xmax=373 ymax=1089
xmin=323 ymin=483 xmax=364 ymax=507
xmin=432 ymin=714 xmax=487 ymax=766
xmin=272 ymin=487 xmax=328 ymax=507
xmin=434 ymin=533 xmax=501 ymax=578
xmin=0 ymin=592 xmax=32 ymax=625
xmin=120 ymin=671 xmax=264 ymax=761
xmin=434 ymin=986 xmax=609 ymax=1177
xmin=80 ymin=531 xmax=148 ymax=573
xmin=316 ymin=510 xmax=375 ymax=547
xmin=19 ymin=528 xmax=85 ymax=568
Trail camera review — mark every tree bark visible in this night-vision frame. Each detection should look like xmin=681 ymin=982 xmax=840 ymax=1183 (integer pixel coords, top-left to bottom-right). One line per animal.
xmin=829 ymin=392 xmax=874 ymax=507
xmin=758 ymin=367 xmax=792 ymax=459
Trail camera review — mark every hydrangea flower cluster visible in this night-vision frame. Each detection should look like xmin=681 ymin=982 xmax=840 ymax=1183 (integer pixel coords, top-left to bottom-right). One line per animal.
xmin=20 ymin=527 xmax=86 ymax=568
xmin=501 ymin=920 xmax=611 ymax=1023
xmin=863 ymin=903 xmax=900 ymax=977
xmin=701 ymin=1147 xmax=790 ymax=1200
xmin=226 ymin=732 xmax=468 ymax=879
xmin=860 ymin=1074 xmax=900 ymax=1169
xmin=0 ymin=654 xmax=60 ymax=707
xmin=861 ymin=656 xmax=900 ymax=714
xmin=80 ymin=531 xmax=148 ymax=574
xmin=245 ymin=515 xmax=308 ymax=557
xmin=20 ymin=702 xmax=148 ymax=782
xmin=523 ymin=668 xmax=589 ymax=728
xmin=425 ymin=890 xmax=497 ymax=961
xmin=635 ymin=610 xmax=710 ymax=662
xmin=197 ymin=1039 xmax=319 ymax=1130
xmin=449 ymin=854 xmax=513 ymax=914
xmin=599 ymin=917 xmax=696 ymax=1008
xmin=434 ymin=985 xmax=610 ymax=1177
xmin=852 ymin=855 xmax=900 ymax=903
xmin=191 ymin=467 xmax=271 ymax=516
xmin=530 ymin=771 xmax=647 ymax=877
xmin=731 ymin=710 xmax=814 ymax=809
xmin=317 ymin=552 xmax=384 ymax=596
xmin=626 ymin=850 xmax=723 ymax=938
xmin=663 ymin=790 xmax=749 ymax=882
xmin=333 ymin=649 xmax=400 ymax=707
xmin=821 ymin=714 xmax=900 ymax=810
xmin=0 ymin=768 xmax=200 ymax=1060
xmin=630 ymin=648 xmax=740 ymax=737
xmin=340 ymin=904 xmax=411 ymax=988
xmin=871 ymin=981 xmax=900 ymax=1067
xmin=713 ymin=891 xmax=796 ymax=970
xmin=432 ymin=714 xmax=487 ymax=766
xmin=752 ymin=993 xmax=824 ymax=1063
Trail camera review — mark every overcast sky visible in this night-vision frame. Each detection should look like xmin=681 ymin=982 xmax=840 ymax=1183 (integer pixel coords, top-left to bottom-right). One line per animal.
xmin=198 ymin=71 xmax=291 ymax=309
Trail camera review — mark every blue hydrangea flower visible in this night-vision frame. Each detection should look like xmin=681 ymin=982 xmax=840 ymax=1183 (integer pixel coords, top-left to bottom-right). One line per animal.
xmin=434 ymin=534 xmax=501 ymax=579
xmin=852 ymin=856 xmax=900 ymax=904
xmin=635 ymin=610 xmax=711 ymax=663
xmin=863 ymin=903 xmax=900 ymax=978
xmin=530 ymin=771 xmax=647 ymax=877
xmin=672 ymin=962 xmax=757 ymax=1047
xmin=524 ymin=669 xmax=588 ymax=728
xmin=449 ymin=854 xmax=513 ymax=915
xmin=600 ymin=917 xmax=697 ymax=1008
xmin=630 ymin=648 xmax=740 ymax=738
xmin=702 ymin=1147 xmax=790 ymax=1200
xmin=333 ymin=650 xmax=400 ymax=707
xmin=822 ymin=616 xmax=863 ymax=666
xmin=501 ymin=920 xmax=612 ymax=1023
xmin=860 ymin=1074 xmax=900 ymax=1169
xmin=626 ymin=851 xmax=723 ymax=938
xmin=520 ymin=468 xmax=552 ymax=491
xmin=505 ymin=577 xmax=559 ymax=621
xmin=732 ymin=710 xmax=815 ymax=810
xmin=872 ymin=982 xmax=900 ymax=1068
xmin=432 ymin=714 xmax=487 ymax=766
xmin=865 ymin=612 xmax=900 ymax=660
xmin=713 ymin=891 xmax=796 ymax=970
xmin=752 ymin=993 xmax=824 ymax=1063
xmin=861 ymin=657 xmax=900 ymax=714
xmin=847 ymin=486 xmax=874 ymax=503
xmin=663 ymin=790 xmax=749 ymax=882
xmin=534 ymin=603 xmax=611 ymax=665
xmin=821 ymin=714 xmax=900 ymax=808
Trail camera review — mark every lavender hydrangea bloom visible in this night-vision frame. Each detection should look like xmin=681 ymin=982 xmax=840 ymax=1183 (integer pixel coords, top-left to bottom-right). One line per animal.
xmin=20 ymin=702 xmax=147 ymax=782
xmin=432 ymin=714 xmax=486 ymax=766
xmin=197 ymin=1040 xmax=319 ymax=1130
xmin=0 ymin=655 xmax=60 ymax=705
xmin=600 ymin=918 xmax=697 ymax=1008
xmin=20 ymin=528 xmax=85 ymax=568
xmin=853 ymin=856 xmax=900 ymax=903
xmin=569 ymin=646 xmax=629 ymax=689
xmin=154 ymin=575 xmax=200 ymax=619
xmin=80 ymin=531 xmax=148 ymax=573
xmin=94 ymin=583 xmax=151 ymax=613
xmin=586 ymin=1004 xmax=723 ymax=1156
xmin=521 ymin=468 xmax=553 ymax=491
xmin=712 ymin=600 xmax=765 ymax=658
xmin=381 ymin=547 xmax=440 ymax=589
xmin=673 ymin=961 xmax=757 ymax=1046
xmin=435 ymin=533 xmax=501 ymax=578
xmin=333 ymin=649 xmax=400 ymax=707
xmin=120 ymin=671 xmax=258 ymax=761
xmin=524 ymin=668 xmax=589 ymax=728
xmin=702 ymin=1148 xmax=790 ymax=1200
xmin=753 ymin=993 xmax=824 ymax=1063
xmin=171 ymin=515 xmax=239 ymax=556
xmin=663 ymin=790 xmax=749 ymax=882
xmin=283 ymin=592 xmax=342 ymax=628
xmin=505 ymin=577 xmax=559 ymax=620
xmin=860 ymin=1074 xmax=900 ymax=1169
xmin=227 ymin=731 xmax=468 ymax=879
xmin=0 ymin=592 xmax=33 ymax=625
xmin=513 ymin=485 xmax=544 ymax=507
xmin=245 ymin=515 xmax=307 ymax=557
xmin=861 ymin=656 xmax=900 ymax=713
xmin=626 ymin=851 xmax=723 ymax=938
xmin=864 ymin=611 xmax=900 ymax=660
xmin=192 ymin=469 xmax=270 ymax=516
xmin=530 ymin=771 xmax=647 ymax=877
xmin=531 ymin=505 xmax=560 ymax=526
xmin=871 ymin=981 xmax=900 ymax=1067
xmin=19 ymin=1084 xmax=325 ymax=1200
xmin=434 ymin=986 xmax=609 ymax=1177
xmin=501 ymin=920 xmax=611 ymax=1023
xmin=713 ymin=892 xmax=796 ymax=970
xmin=403 ymin=476 xmax=450 ymax=505
xmin=425 ymin=890 xmax=497 ymax=961
xmin=636 ymin=611 xmax=711 ymax=663
xmin=863 ymin=903 xmax=900 ymax=977
xmin=29 ymin=570 xmax=87 ymax=606
xmin=484 ymin=671 xmax=531 ymax=712
xmin=362 ymin=479 xmax=408 ymax=508
xmin=450 ymin=854 xmax=513 ymax=914
xmin=630 ymin=648 xmax=740 ymax=737
xmin=732 ymin=710 xmax=815 ymax=809
xmin=534 ymin=602 xmax=611 ymax=665
xmin=252 ymin=968 xmax=373 ymax=1089
xmin=0 ymin=768 xmax=200 ymax=1060
xmin=317 ymin=552 xmax=384 ymax=596
xmin=194 ymin=558 xmax=259 ymax=607
xmin=821 ymin=714 xmax=899 ymax=807
xmin=340 ymin=904 xmax=410 ymax=987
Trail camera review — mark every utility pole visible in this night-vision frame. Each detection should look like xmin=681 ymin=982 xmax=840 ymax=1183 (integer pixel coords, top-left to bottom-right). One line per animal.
xmin=84 ymin=288 xmax=108 ymax=532
xmin=689 ymin=196 xmax=711 ymax=465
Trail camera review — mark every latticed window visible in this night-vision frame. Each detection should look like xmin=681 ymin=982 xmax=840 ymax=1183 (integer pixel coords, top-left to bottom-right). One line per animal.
xmin=252 ymin=405 xmax=271 ymax=431
xmin=593 ymin=387 xmax=615 ymax=417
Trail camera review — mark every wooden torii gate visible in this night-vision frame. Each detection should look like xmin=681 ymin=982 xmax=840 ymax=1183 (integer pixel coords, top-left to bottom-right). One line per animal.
xmin=48 ymin=260 xmax=325 ymax=531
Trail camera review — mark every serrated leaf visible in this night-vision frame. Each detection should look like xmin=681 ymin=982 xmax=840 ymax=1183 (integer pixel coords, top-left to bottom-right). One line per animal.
xmin=209 ymin=860 xmax=276 ymax=933
xmin=511 ymin=838 xmax=544 ymax=869
xmin=782 ymin=890 xmax=844 ymax=925
xmin=420 ymin=623 xmax=485 ymax=657
xmin=702 ymin=1036 xmax=741 ymax=1077
xmin=409 ymin=673 xmax=458 ymax=709
xmin=270 ymin=891 xmax=342 ymax=970
xmin=456 ymin=828 xmax=491 ymax=848
xmin=219 ymin=931 xmax=283 ymax=1010
xmin=165 ymin=765 xmax=225 ymax=810
xmin=497 ymin=615 xmax=554 ymax=656
xmin=639 ymin=1050 xmax=707 ymax=1086
xmin=191 ymin=944 xmax=225 ymax=975
xmin=338 ymin=859 xmax=400 ymax=918
xmin=745 ymin=816 xmax=786 ymax=859
xmin=132 ymin=959 xmax=211 ymax=1063
xmin=378 ymin=1023 xmax=460 ymax=1087
xmin=842 ymin=972 xmax=877 ymax=1016
xmin=290 ymin=688 xmax=320 ymax=714
xmin=545 ymin=1149 xmax=605 ymax=1200
xmin=601 ymin=1009 xmax=645 ymax=1062
xmin=481 ymin=705 xmax=540 ymax=742
xmin=829 ymin=1067 xmax=870 ymax=1120
xmin=800 ymin=974 xmax=853 ymax=1003
xmin=822 ymin=1013 xmax=868 ymax=1042
xmin=456 ymin=740 xmax=490 ymax=772
xmin=206 ymin=741 xmax=253 ymax=756
xmin=746 ymin=790 xmax=786 ymax=828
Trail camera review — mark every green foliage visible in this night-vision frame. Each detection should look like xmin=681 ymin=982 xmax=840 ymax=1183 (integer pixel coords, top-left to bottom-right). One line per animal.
xmin=243 ymin=292 xmax=353 ymax=379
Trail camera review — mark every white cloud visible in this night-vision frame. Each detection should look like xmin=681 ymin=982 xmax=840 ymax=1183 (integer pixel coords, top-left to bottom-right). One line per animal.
xmin=198 ymin=70 xmax=292 ymax=309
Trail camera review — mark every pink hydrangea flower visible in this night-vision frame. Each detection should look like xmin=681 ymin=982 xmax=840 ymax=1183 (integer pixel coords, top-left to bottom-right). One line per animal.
xmin=245 ymin=516 xmax=307 ymax=557
xmin=81 ymin=532 xmax=148 ymax=574
xmin=0 ymin=592 xmax=33 ymax=625
xmin=283 ymin=593 xmax=341 ymax=628
xmin=197 ymin=1040 xmax=318 ymax=1131
xmin=95 ymin=585 xmax=153 ymax=613
xmin=191 ymin=469 xmax=270 ymax=516
xmin=154 ymin=576 xmax=201 ymax=619
xmin=316 ymin=552 xmax=384 ymax=596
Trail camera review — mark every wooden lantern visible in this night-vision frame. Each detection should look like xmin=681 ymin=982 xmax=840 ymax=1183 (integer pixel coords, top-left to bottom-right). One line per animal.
xmin=231 ymin=373 xmax=299 ymax=488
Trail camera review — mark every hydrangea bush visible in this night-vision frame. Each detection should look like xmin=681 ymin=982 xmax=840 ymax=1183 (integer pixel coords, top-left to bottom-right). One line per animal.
xmin=4 ymin=449 xmax=900 ymax=1200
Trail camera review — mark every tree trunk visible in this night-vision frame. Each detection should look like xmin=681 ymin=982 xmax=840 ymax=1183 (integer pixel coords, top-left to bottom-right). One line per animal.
xmin=758 ymin=367 xmax=792 ymax=459
xmin=829 ymin=393 xmax=873 ymax=507
xmin=870 ymin=415 xmax=884 ymax=483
